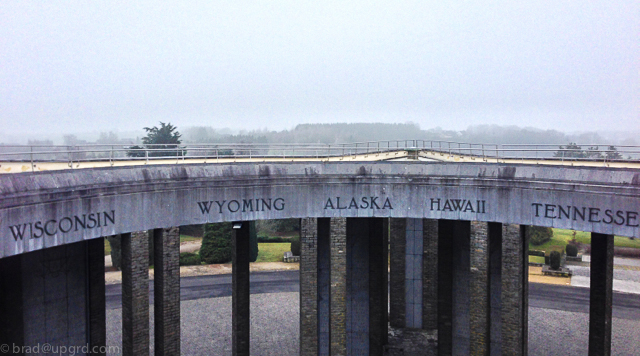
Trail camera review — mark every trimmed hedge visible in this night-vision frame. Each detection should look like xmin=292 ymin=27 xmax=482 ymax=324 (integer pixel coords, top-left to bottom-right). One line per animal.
xmin=550 ymin=251 xmax=562 ymax=270
xmin=257 ymin=235 xmax=291 ymax=243
xmin=530 ymin=226 xmax=553 ymax=246
xmin=566 ymin=243 xmax=579 ymax=257
xmin=290 ymin=236 xmax=301 ymax=256
xmin=249 ymin=221 xmax=259 ymax=263
xmin=179 ymin=252 xmax=201 ymax=266
xmin=529 ymin=250 xmax=545 ymax=257
xmin=582 ymin=245 xmax=640 ymax=259
xmin=107 ymin=235 xmax=122 ymax=270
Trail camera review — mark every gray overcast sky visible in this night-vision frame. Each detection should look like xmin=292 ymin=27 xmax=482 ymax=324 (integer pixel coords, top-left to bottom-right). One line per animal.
xmin=1 ymin=1 xmax=638 ymax=137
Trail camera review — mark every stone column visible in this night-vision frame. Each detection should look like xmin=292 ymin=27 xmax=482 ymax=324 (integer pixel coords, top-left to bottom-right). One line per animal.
xmin=589 ymin=233 xmax=614 ymax=356
xmin=501 ymin=224 xmax=529 ymax=356
xmin=232 ymin=221 xmax=251 ymax=356
xmin=122 ymin=231 xmax=150 ymax=356
xmin=330 ymin=217 xmax=347 ymax=356
xmin=87 ymin=238 xmax=106 ymax=355
xmin=389 ymin=218 xmax=407 ymax=328
xmin=405 ymin=218 xmax=424 ymax=329
xmin=451 ymin=221 xmax=471 ymax=355
xmin=347 ymin=218 xmax=370 ymax=355
xmin=0 ymin=254 xmax=24 ymax=349
xmin=422 ymin=219 xmax=438 ymax=331
xmin=489 ymin=222 xmax=503 ymax=355
xmin=300 ymin=218 xmax=319 ymax=356
xmin=470 ymin=221 xmax=490 ymax=356
xmin=318 ymin=218 xmax=331 ymax=356
xmin=437 ymin=220 xmax=454 ymax=356
xmin=369 ymin=218 xmax=388 ymax=356
xmin=153 ymin=227 xmax=181 ymax=356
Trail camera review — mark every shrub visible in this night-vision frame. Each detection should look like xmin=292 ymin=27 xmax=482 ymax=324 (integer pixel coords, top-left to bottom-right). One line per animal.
xmin=107 ymin=235 xmax=122 ymax=270
xmin=566 ymin=243 xmax=578 ymax=257
xmin=530 ymin=226 xmax=553 ymax=246
xmin=179 ymin=252 xmax=201 ymax=266
xmin=249 ymin=221 xmax=259 ymax=263
xmin=550 ymin=251 xmax=562 ymax=270
xmin=257 ymin=235 xmax=290 ymax=243
xmin=200 ymin=222 xmax=233 ymax=264
xmin=290 ymin=236 xmax=301 ymax=256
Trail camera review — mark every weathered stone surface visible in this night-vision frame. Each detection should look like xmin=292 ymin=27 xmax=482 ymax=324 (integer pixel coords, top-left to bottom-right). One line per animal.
xmin=2 ymin=162 xmax=639 ymax=259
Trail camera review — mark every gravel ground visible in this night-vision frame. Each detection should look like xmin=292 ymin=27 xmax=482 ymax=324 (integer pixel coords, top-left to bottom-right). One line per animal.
xmin=529 ymin=307 xmax=640 ymax=356
xmin=107 ymin=293 xmax=640 ymax=356
xmin=107 ymin=292 xmax=299 ymax=356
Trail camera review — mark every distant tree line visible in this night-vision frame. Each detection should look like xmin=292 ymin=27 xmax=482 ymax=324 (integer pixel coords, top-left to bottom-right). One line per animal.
xmin=554 ymin=143 xmax=623 ymax=160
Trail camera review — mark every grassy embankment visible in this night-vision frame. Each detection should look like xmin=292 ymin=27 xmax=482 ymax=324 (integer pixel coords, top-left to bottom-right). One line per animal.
xmin=528 ymin=228 xmax=640 ymax=263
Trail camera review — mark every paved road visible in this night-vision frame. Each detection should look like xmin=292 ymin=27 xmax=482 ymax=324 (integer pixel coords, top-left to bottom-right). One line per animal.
xmin=529 ymin=282 xmax=640 ymax=320
xmin=106 ymin=271 xmax=300 ymax=309
xmin=106 ymin=270 xmax=640 ymax=319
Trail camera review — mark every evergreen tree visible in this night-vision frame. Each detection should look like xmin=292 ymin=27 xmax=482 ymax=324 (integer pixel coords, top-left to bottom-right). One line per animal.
xmin=554 ymin=143 xmax=586 ymax=158
xmin=200 ymin=222 xmax=233 ymax=264
xmin=127 ymin=122 xmax=185 ymax=157
xmin=605 ymin=146 xmax=623 ymax=160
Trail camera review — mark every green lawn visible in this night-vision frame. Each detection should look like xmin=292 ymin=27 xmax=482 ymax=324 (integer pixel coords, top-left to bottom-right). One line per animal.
xmin=180 ymin=235 xmax=202 ymax=243
xmin=529 ymin=256 xmax=545 ymax=264
xmin=529 ymin=228 xmax=640 ymax=253
xmin=255 ymin=242 xmax=291 ymax=263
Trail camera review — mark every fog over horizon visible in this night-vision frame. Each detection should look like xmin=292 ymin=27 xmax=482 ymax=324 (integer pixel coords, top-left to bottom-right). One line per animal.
xmin=1 ymin=1 xmax=638 ymax=142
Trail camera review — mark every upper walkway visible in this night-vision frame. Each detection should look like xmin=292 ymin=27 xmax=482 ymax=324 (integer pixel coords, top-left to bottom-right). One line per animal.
xmin=1 ymin=140 xmax=640 ymax=173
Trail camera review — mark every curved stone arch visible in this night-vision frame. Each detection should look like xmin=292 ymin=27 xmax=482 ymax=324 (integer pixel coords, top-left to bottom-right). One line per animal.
xmin=1 ymin=162 xmax=639 ymax=258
